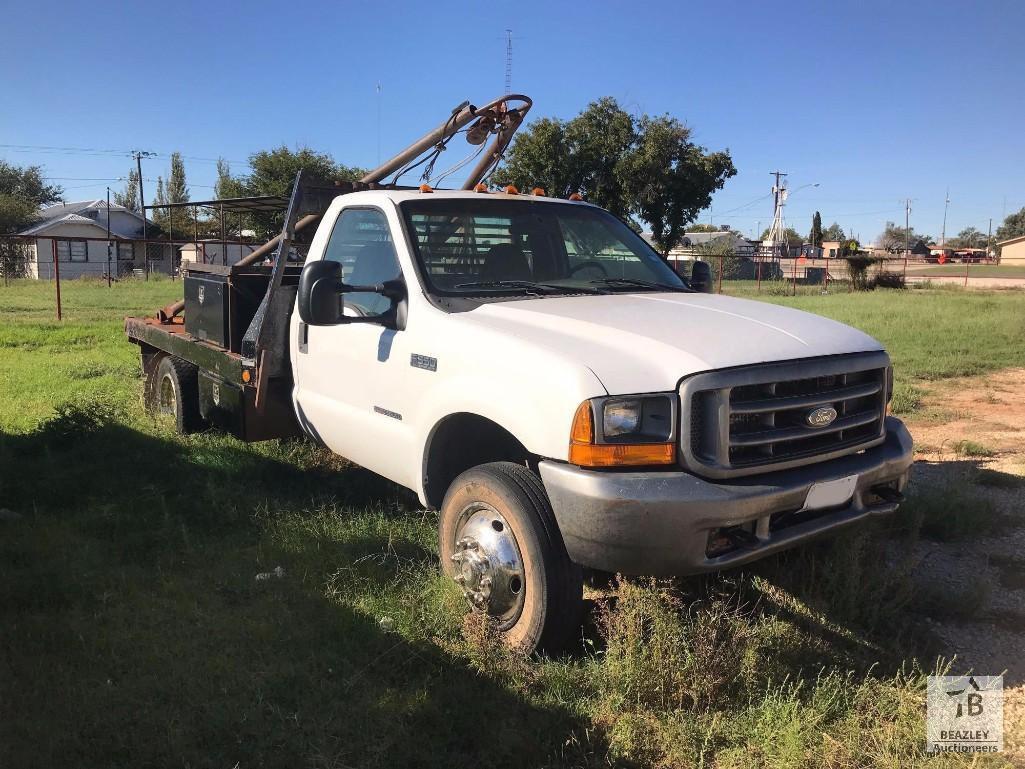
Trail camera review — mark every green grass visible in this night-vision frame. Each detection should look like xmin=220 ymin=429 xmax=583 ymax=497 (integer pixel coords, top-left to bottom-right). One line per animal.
xmin=905 ymin=264 xmax=1025 ymax=278
xmin=747 ymin=286 xmax=1025 ymax=385
xmin=953 ymin=439 xmax=996 ymax=458
xmin=1 ymin=278 xmax=1017 ymax=768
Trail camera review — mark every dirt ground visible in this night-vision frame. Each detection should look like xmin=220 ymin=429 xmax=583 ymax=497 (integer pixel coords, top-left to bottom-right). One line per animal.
xmin=904 ymin=368 xmax=1025 ymax=762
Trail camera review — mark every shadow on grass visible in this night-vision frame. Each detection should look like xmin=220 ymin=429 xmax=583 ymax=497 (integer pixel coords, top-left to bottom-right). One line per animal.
xmin=0 ymin=419 xmax=610 ymax=769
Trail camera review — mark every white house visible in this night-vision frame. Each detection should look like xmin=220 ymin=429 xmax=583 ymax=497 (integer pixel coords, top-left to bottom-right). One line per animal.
xmin=16 ymin=200 xmax=172 ymax=280
xmin=179 ymin=240 xmax=258 ymax=268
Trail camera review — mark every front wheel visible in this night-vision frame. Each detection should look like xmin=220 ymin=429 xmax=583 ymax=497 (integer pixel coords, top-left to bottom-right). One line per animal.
xmin=439 ymin=462 xmax=583 ymax=654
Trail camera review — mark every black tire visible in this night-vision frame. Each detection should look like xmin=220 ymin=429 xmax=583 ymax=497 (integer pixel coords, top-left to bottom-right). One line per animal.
xmin=440 ymin=461 xmax=583 ymax=654
xmin=149 ymin=355 xmax=202 ymax=434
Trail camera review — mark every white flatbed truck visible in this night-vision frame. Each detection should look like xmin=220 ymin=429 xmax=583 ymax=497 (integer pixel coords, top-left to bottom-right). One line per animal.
xmin=127 ymin=95 xmax=913 ymax=651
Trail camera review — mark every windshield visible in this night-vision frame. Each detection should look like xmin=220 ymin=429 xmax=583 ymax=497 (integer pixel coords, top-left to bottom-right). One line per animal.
xmin=399 ymin=198 xmax=689 ymax=297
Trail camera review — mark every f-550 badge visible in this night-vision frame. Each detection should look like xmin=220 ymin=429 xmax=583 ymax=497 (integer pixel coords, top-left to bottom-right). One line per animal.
xmin=411 ymin=354 xmax=437 ymax=372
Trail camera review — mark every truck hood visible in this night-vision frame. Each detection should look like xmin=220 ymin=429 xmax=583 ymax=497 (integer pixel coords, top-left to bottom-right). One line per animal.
xmin=468 ymin=292 xmax=884 ymax=394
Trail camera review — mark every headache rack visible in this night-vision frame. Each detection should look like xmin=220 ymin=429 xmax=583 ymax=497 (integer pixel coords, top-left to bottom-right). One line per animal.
xmin=126 ymin=94 xmax=532 ymax=442
xmin=680 ymin=351 xmax=891 ymax=479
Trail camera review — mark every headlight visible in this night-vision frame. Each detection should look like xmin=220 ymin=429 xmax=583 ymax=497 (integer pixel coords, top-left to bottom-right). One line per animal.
xmin=569 ymin=394 xmax=677 ymax=467
xmin=602 ymin=396 xmax=673 ymax=442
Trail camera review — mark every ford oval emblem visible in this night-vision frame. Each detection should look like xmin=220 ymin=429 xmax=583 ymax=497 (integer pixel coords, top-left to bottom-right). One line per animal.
xmin=806 ymin=406 xmax=838 ymax=428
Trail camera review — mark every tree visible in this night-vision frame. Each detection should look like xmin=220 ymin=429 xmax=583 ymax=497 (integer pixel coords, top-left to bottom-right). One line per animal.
xmin=821 ymin=222 xmax=845 ymax=241
xmin=216 ymin=146 xmax=366 ymax=237
xmin=695 ymin=234 xmax=744 ymax=280
xmin=153 ymin=177 xmax=166 ymax=209
xmin=0 ymin=161 xmax=63 ymax=233
xmin=113 ymin=169 xmax=140 ymax=212
xmin=878 ymin=221 xmax=907 ymax=253
xmin=498 ymin=118 xmax=576 ymax=201
xmin=502 ymin=98 xmax=736 ymax=255
xmin=149 ymin=153 xmax=194 ymax=237
xmin=215 ymin=158 xmax=243 ymax=200
xmin=809 ymin=211 xmax=823 ymax=248
xmin=995 ymin=207 xmax=1025 ymax=244
xmin=502 ymin=98 xmax=637 ymax=215
xmin=878 ymin=221 xmax=933 ymax=251
xmin=167 ymin=152 xmax=189 ymax=204
xmin=621 ymin=115 xmax=735 ymax=255
xmin=949 ymin=226 xmax=983 ymax=249
xmin=687 ymin=223 xmax=723 ymax=233
xmin=759 ymin=226 xmax=804 ymax=244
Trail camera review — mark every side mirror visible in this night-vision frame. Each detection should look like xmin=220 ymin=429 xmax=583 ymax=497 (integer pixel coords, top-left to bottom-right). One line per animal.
xmin=297 ymin=260 xmax=344 ymax=325
xmin=690 ymin=260 xmax=713 ymax=293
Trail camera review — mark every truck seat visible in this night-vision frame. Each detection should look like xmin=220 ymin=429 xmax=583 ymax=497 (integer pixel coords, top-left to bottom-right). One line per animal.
xmin=481 ymin=243 xmax=531 ymax=282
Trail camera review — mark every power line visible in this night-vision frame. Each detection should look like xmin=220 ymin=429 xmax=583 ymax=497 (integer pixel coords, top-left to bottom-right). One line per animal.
xmin=0 ymin=143 xmax=250 ymax=166
xmin=714 ymin=192 xmax=773 ymax=216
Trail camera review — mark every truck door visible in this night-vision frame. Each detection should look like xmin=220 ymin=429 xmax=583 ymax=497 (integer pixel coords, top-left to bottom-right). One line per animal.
xmin=291 ymin=205 xmax=418 ymax=489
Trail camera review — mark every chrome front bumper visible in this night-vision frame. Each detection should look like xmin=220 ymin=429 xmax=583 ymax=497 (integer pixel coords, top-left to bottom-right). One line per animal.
xmin=539 ymin=417 xmax=913 ymax=576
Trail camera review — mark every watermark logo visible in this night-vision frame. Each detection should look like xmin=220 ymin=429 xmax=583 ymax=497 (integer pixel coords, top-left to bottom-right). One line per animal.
xmin=927 ymin=675 xmax=1003 ymax=754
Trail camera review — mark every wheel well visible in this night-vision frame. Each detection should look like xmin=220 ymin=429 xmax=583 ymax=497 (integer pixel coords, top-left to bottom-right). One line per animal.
xmin=423 ymin=413 xmax=531 ymax=509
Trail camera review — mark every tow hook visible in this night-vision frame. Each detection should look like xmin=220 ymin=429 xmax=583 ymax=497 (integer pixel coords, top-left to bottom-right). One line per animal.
xmin=870 ymin=484 xmax=905 ymax=504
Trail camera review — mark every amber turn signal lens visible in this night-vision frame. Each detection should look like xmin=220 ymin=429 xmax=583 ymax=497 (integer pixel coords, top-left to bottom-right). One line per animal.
xmin=569 ymin=442 xmax=676 ymax=467
xmin=531 ymin=187 xmax=545 ymax=196
xmin=474 ymin=183 xmax=489 ymax=193
xmin=570 ymin=401 xmax=594 ymax=445
xmin=568 ymin=192 xmax=583 ymax=201
xmin=241 ymin=369 xmax=251 ymax=383
xmin=504 ymin=184 xmax=519 ymax=195
xmin=419 ymin=183 xmax=434 ymax=193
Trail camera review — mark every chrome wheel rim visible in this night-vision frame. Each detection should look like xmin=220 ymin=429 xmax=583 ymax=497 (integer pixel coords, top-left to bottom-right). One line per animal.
xmin=158 ymin=373 xmax=176 ymax=416
xmin=450 ymin=502 xmax=526 ymax=626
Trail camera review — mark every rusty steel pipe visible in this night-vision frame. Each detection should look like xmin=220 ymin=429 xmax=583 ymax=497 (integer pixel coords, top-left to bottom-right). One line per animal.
xmin=157 ymin=213 xmax=323 ymax=322
xmin=157 ymin=94 xmax=532 ymax=323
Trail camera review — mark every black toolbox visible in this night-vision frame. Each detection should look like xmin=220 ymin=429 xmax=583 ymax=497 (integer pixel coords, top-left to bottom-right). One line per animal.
xmin=184 ymin=270 xmax=231 ymax=348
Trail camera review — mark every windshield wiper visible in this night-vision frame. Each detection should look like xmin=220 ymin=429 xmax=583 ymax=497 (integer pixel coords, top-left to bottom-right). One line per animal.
xmin=455 ymin=280 xmax=557 ymax=294
xmin=455 ymin=280 xmax=608 ymax=296
xmin=589 ymin=277 xmax=691 ymax=292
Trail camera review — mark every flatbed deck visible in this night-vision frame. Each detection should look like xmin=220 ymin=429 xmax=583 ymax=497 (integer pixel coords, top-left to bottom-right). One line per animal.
xmin=126 ymin=315 xmax=245 ymax=385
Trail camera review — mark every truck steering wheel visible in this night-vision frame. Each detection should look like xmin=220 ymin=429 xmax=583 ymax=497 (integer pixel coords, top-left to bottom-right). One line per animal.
xmin=568 ymin=260 xmax=608 ymax=278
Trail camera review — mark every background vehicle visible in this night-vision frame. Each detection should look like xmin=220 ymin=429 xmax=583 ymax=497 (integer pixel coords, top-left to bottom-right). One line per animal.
xmin=127 ymin=95 xmax=914 ymax=652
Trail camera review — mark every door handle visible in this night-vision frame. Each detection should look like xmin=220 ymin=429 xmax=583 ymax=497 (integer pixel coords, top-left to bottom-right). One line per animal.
xmin=298 ymin=321 xmax=309 ymax=354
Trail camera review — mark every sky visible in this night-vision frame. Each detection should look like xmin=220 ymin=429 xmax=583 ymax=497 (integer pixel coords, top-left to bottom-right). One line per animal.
xmin=2 ymin=0 xmax=1023 ymax=243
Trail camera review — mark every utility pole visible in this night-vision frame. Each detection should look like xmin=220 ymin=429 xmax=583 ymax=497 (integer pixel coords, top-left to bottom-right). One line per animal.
xmin=940 ymin=188 xmax=950 ymax=247
xmin=106 ymin=186 xmax=112 ymax=287
xmin=133 ymin=150 xmax=155 ymax=280
xmin=903 ymin=198 xmax=912 ymax=282
xmin=505 ymin=29 xmax=513 ymax=93
xmin=765 ymin=170 xmax=788 ymax=262
xmin=987 ymin=217 xmax=993 ymax=262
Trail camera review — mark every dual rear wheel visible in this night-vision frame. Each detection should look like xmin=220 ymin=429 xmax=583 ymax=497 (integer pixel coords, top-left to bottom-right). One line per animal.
xmin=145 ymin=354 xmax=202 ymax=434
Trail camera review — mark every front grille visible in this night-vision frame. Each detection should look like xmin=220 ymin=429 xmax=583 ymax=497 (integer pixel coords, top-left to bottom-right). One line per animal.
xmin=681 ymin=352 xmax=889 ymax=478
